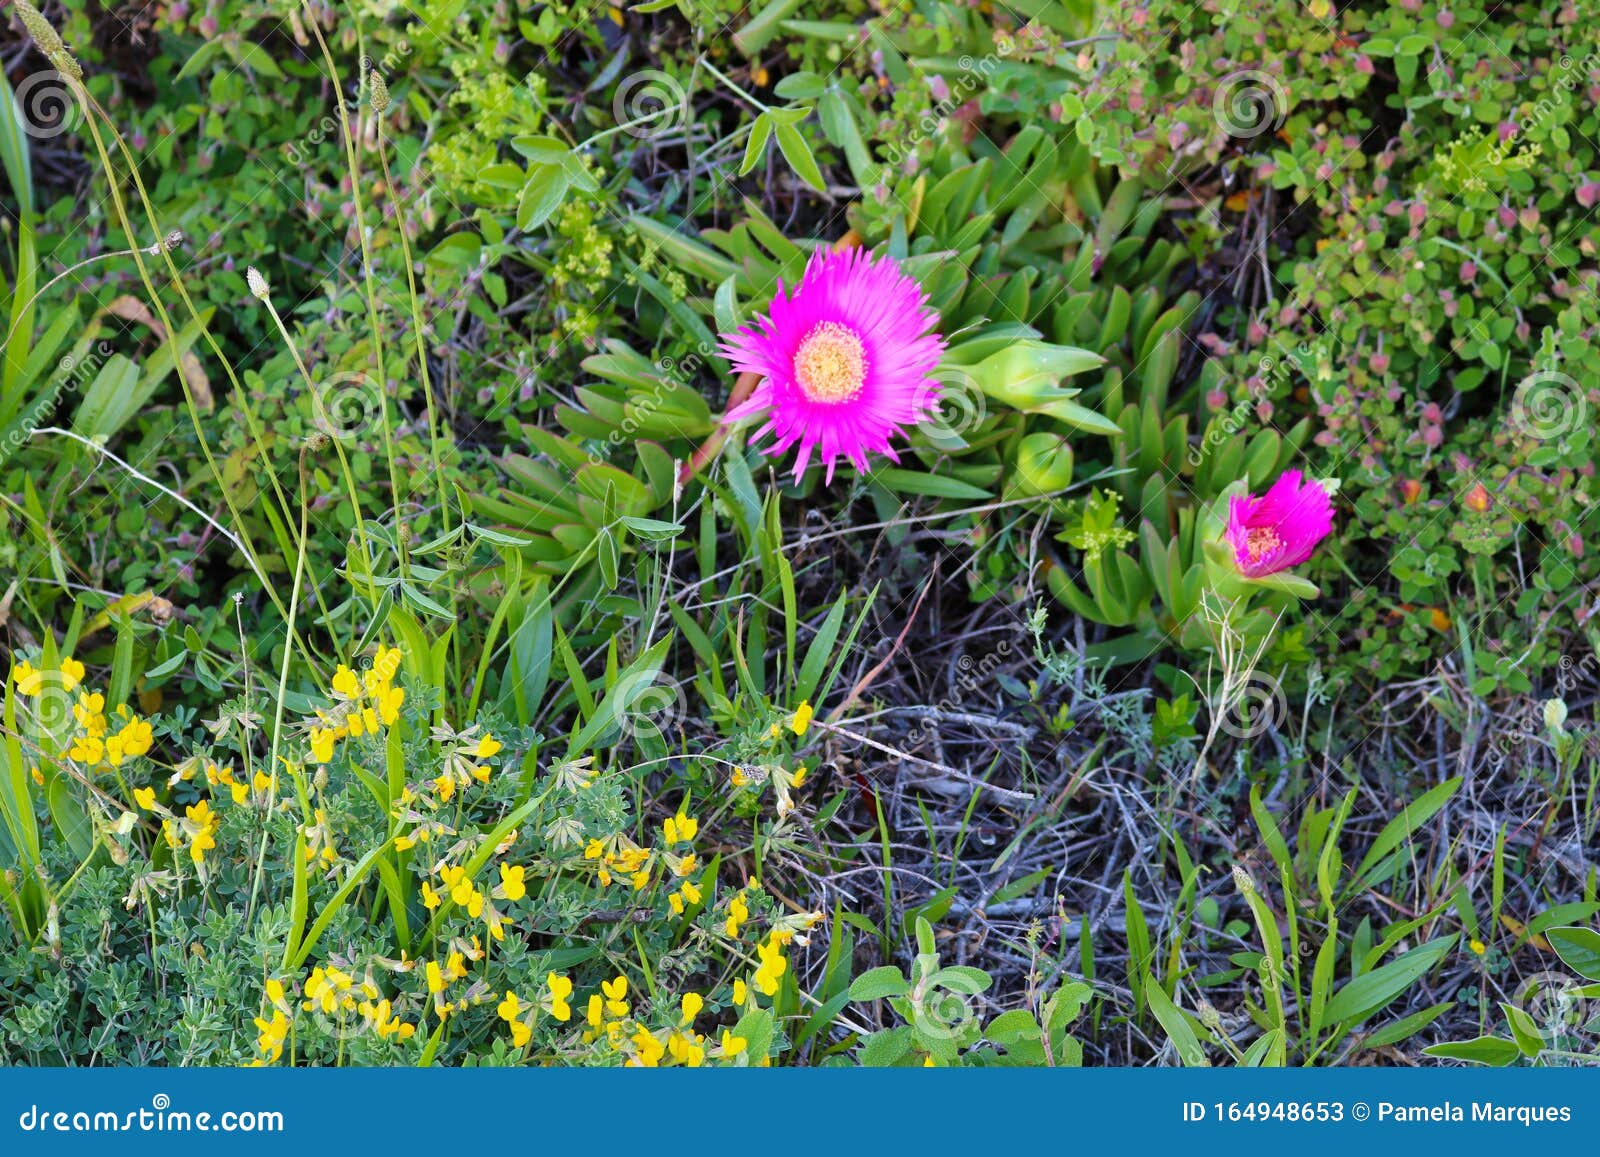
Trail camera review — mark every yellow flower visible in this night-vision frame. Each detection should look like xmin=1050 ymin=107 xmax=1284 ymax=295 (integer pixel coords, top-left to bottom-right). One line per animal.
xmin=58 ymin=657 xmax=84 ymax=691
xmin=185 ymin=800 xmax=219 ymax=865
xmin=425 ymin=961 xmax=446 ymax=994
xmin=663 ymin=809 xmax=699 ymax=844
xmin=12 ymin=660 xmax=42 ymax=696
xmin=69 ymin=733 xmax=105 ymax=764
xmin=668 ymin=1030 xmax=705 ymax=1066
xmin=309 ymin=728 xmax=337 ymax=764
xmin=509 ymin=1019 xmax=531 ymax=1048
xmin=499 ymin=863 xmax=526 ymax=902
xmin=332 ymin=665 xmax=362 ymax=699
xmin=680 ymin=992 xmax=703 ymax=1024
xmin=497 ymin=991 xmax=523 ymax=1022
xmin=720 ymin=1030 xmax=747 ymax=1056
xmin=253 ymin=1009 xmax=289 ymax=1063
xmin=475 ymin=734 xmax=503 ymax=760
xmin=725 ymin=891 xmax=750 ymax=938
xmin=1470 ymin=938 xmax=1487 ymax=956
xmin=420 ymin=882 xmax=441 ymax=910
xmin=601 ymin=976 xmax=628 ymax=1017
xmin=545 ymin=973 xmax=573 ymax=1022
xmin=366 ymin=999 xmax=414 ymax=1040
xmin=629 ymin=1027 xmax=665 ymax=1067
xmin=733 ymin=978 xmax=747 ymax=1005
xmin=755 ymin=935 xmax=788 ymax=996
xmin=133 ymin=786 xmax=156 ymax=811
xmin=73 ymin=691 xmax=107 ymax=734
xmin=586 ymin=994 xmax=604 ymax=1029
xmin=374 ymin=684 xmax=405 ymax=726
xmin=789 ymin=700 xmax=814 ymax=736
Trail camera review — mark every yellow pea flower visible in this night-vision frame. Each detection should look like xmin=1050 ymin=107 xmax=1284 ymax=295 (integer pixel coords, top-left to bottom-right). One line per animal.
xmin=499 ymin=863 xmax=526 ymax=902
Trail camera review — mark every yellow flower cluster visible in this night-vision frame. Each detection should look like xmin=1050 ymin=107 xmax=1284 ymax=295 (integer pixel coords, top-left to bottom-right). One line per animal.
xmin=202 ymin=760 xmax=276 ymax=805
xmin=309 ymin=645 xmax=406 ymax=763
xmin=430 ymin=728 xmax=504 ymax=801
xmin=420 ymin=853 xmax=527 ymax=943
xmin=251 ymin=969 xmax=418 ymax=1065
xmin=582 ymin=979 xmax=747 ymax=1068
xmin=583 ymin=834 xmax=654 ymax=890
xmin=10 ymin=656 xmax=84 ymax=696
xmin=302 ymin=966 xmax=418 ymax=1041
xmin=420 ymin=940 xmax=492 ymax=1019
xmin=133 ymin=789 xmax=221 ymax=872
xmin=498 ymin=972 xmax=574 ymax=1047
xmin=63 ymin=694 xmax=154 ymax=768
xmin=661 ymin=807 xmax=702 ymax=915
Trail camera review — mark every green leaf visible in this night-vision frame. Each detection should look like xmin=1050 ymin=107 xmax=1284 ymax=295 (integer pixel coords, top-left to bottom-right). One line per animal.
xmin=518 ymin=166 xmax=569 ymax=231
xmin=869 ymin=468 xmax=991 ymax=500
xmin=741 ymin=112 xmax=773 ymax=176
xmin=849 ymin=966 xmax=910 ymax=1001
xmin=1321 ymin=936 xmax=1454 ymax=1026
xmin=1146 ymin=983 xmax=1209 ymax=1066
xmin=858 ymin=1026 xmax=912 ymax=1067
xmin=774 ymin=122 xmax=826 ymax=192
xmin=1422 ymin=1035 xmax=1522 ymax=1066
xmin=1547 ymin=926 xmax=1600 ymax=981
xmin=1498 ymin=1001 xmax=1546 ymax=1058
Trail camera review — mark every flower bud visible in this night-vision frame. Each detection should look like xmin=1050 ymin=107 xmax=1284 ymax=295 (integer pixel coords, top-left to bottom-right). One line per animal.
xmin=369 ymin=70 xmax=390 ymax=115
xmin=1232 ymin=864 xmax=1256 ymax=896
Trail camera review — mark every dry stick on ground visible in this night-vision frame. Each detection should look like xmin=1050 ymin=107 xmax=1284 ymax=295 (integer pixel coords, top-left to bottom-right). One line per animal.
xmin=826 ymin=563 xmax=937 ymax=722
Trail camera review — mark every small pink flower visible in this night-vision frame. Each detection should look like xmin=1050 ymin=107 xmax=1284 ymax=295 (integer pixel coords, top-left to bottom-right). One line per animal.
xmin=719 ymin=248 xmax=945 ymax=482
xmin=1225 ymin=471 xmax=1334 ymax=577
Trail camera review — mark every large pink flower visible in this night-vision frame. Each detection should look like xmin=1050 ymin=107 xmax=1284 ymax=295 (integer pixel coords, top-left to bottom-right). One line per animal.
xmin=1225 ymin=470 xmax=1334 ymax=577
xmin=719 ymin=247 xmax=945 ymax=482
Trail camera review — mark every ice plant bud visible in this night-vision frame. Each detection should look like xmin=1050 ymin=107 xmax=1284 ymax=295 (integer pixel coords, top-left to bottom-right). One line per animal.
xmin=1224 ymin=470 xmax=1334 ymax=577
xmin=246 ymin=266 xmax=270 ymax=301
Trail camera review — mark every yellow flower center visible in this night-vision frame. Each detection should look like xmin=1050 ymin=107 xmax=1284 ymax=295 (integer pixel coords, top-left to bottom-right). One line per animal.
xmin=794 ymin=322 xmax=866 ymax=403
xmin=1244 ymin=526 xmax=1283 ymax=560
